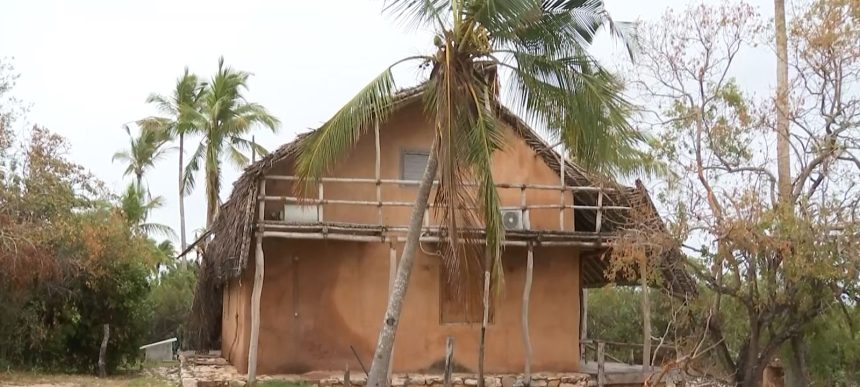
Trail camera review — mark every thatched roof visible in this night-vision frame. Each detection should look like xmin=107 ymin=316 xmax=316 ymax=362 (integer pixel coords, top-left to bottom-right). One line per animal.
xmin=204 ymin=88 xmax=642 ymax=284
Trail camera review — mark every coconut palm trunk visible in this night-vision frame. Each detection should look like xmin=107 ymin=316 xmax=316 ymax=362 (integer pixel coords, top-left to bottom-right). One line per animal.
xmin=178 ymin=133 xmax=188 ymax=250
xmin=205 ymin=150 xmax=220 ymax=227
xmin=366 ymin=137 xmax=439 ymax=387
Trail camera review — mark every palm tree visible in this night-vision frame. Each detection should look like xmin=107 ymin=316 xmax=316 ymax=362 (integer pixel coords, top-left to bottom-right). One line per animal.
xmin=184 ymin=57 xmax=280 ymax=226
xmin=293 ymin=1 xmax=641 ymax=385
xmin=113 ymin=124 xmax=172 ymax=188
xmin=119 ymin=183 xmax=176 ymax=239
xmin=139 ymin=69 xmax=205 ymax=251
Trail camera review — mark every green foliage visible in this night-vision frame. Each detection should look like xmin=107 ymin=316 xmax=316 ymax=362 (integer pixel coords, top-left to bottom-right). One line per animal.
xmin=147 ymin=262 xmax=197 ymax=344
xmin=586 ymin=286 xmax=676 ymax=363
xmin=0 ymin=125 xmax=163 ymax=374
xmin=802 ymin=305 xmax=860 ymax=385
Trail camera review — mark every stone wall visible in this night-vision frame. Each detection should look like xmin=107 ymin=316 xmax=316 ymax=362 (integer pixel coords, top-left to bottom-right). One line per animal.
xmin=319 ymin=373 xmax=590 ymax=387
xmin=179 ymin=353 xmax=590 ymax=387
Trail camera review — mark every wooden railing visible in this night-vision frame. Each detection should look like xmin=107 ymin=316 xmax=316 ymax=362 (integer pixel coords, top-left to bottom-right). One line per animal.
xmin=579 ymin=339 xmax=678 ymax=386
xmin=258 ymin=175 xmax=628 ymax=237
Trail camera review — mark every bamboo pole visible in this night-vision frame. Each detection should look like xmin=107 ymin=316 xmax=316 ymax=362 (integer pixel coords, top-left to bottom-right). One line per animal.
xmin=248 ymin=179 xmax=267 ymax=385
xmin=522 ymin=244 xmax=534 ymax=386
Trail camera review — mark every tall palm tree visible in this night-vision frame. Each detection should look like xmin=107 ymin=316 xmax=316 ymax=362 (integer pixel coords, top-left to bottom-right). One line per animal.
xmin=112 ymin=124 xmax=172 ymax=188
xmin=184 ymin=57 xmax=280 ymax=226
xmin=139 ymin=69 xmax=205 ymax=251
xmin=293 ymin=1 xmax=641 ymax=385
xmin=119 ymin=182 xmax=176 ymax=239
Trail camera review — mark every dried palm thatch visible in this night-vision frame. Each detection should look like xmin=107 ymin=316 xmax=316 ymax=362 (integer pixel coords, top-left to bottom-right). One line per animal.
xmin=185 ymin=88 xmax=693 ymax=350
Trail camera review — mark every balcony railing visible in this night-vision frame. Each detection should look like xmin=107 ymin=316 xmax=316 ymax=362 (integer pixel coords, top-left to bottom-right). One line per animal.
xmin=255 ymin=175 xmax=629 ymax=246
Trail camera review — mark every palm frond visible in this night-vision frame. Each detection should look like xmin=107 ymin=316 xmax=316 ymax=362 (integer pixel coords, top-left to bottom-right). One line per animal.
xmin=384 ymin=0 xmax=450 ymax=30
xmin=183 ymin=141 xmax=206 ymax=196
xmin=503 ymin=52 xmax=641 ymax=174
xmin=294 ymin=67 xmax=400 ymax=190
xmin=227 ymin=144 xmax=251 ymax=169
xmin=140 ymin=222 xmax=178 ymax=239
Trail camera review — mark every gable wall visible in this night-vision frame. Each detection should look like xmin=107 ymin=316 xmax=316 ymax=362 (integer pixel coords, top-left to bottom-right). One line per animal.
xmin=228 ymin=103 xmax=582 ymax=374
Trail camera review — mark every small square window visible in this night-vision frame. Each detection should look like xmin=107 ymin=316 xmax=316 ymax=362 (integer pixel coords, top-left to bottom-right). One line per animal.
xmin=401 ymin=150 xmax=430 ymax=181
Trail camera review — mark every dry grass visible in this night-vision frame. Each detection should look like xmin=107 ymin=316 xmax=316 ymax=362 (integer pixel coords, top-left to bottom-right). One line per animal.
xmin=0 ymin=370 xmax=174 ymax=387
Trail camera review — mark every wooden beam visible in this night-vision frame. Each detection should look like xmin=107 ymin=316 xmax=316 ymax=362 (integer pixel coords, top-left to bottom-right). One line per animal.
xmin=247 ymin=179 xmax=266 ymax=385
xmin=261 ymin=231 xmax=612 ymax=248
xmin=522 ymin=244 xmax=534 ymax=386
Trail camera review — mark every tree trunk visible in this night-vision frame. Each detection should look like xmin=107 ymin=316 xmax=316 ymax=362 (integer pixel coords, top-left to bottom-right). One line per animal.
xmin=98 ymin=323 xmax=110 ymax=377
xmin=365 ymin=137 xmax=440 ymax=387
xmin=178 ymin=133 xmax=188 ymax=252
xmin=785 ymin=337 xmax=810 ymax=387
xmin=640 ymin=259 xmax=651 ymax=371
xmin=247 ymin=231 xmax=265 ymax=385
xmin=478 ymin=248 xmax=492 ymax=387
xmin=522 ymin=245 xmax=534 ymax=387
xmin=774 ymin=0 xmax=791 ymax=203
xmin=205 ymin=148 xmax=219 ymax=227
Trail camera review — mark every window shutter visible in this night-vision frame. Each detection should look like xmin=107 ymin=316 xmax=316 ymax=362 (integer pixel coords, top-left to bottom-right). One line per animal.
xmin=401 ymin=151 xmax=430 ymax=181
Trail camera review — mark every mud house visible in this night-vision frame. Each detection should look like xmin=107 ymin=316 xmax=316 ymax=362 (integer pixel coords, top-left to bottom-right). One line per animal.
xmin=190 ymin=87 xmax=691 ymax=382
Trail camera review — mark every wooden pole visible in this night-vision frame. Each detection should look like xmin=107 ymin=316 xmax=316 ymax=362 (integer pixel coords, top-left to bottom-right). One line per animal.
xmin=375 ymin=119 xmax=383 ymax=225
xmin=478 ymin=246 xmax=492 ymax=387
xmin=248 ymin=179 xmax=267 ymax=385
xmin=345 ymin=364 xmax=352 ymax=387
xmin=522 ymin=244 xmax=534 ymax=387
xmin=640 ymin=259 xmax=651 ymax=372
xmin=597 ymin=341 xmax=606 ymax=387
xmin=387 ymin=244 xmax=397 ymax=383
xmin=443 ymin=336 xmax=454 ymax=387
xmin=559 ymin=148 xmax=565 ymax=231
xmin=595 ymin=190 xmax=604 ymax=233
xmin=581 ymin=288 xmax=588 ymax=359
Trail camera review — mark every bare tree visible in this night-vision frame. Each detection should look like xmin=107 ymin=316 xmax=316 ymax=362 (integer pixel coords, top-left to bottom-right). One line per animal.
xmin=625 ymin=2 xmax=860 ymax=386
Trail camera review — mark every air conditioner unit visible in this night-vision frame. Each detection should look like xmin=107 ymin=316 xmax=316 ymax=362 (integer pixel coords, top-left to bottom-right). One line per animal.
xmin=501 ymin=208 xmax=528 ymax=230
xmin=282 ymin=204 xmax=319 ymax=224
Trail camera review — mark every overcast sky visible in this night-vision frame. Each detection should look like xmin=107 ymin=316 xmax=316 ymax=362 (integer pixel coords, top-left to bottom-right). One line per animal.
xmin=0 ymin=0 xmax=775 ymax=247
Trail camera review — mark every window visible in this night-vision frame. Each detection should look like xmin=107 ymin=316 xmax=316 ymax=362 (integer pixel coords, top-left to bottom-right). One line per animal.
xmin=440 ymin=259 xmax=495 ymax=324
xmin=401 ymin=150 xmax=430 ymax=181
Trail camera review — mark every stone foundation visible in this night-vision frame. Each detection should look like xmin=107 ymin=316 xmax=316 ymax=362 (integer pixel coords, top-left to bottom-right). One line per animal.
xmin=317 ymin=373 xmax=589 ymax=387
xmin=180 ymin=352 xmax=589 ymax=387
